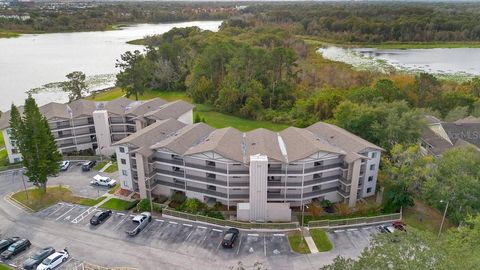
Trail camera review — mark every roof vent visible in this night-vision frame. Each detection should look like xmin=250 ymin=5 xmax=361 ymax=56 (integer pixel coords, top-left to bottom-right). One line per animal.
xmin=251 ymin=142 xmax=256 ymax=146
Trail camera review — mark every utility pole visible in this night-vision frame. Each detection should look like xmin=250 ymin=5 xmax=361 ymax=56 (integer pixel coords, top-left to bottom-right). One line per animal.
xmin=438 ymin=200 xmax=449 ymax=237
xmin=20 ymin=170 xmax=29 ymax=203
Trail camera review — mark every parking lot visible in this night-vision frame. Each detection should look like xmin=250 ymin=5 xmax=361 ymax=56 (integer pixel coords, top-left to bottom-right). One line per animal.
xmin=0 ymin=238 xmax=82 ymax=270
xmin=327 ymin=226 xmax=378 ymax=252
xmin=50 ymin=160 xmax=115 ymax=199
xmin=34 ymin=203 xmax=295 ymax=259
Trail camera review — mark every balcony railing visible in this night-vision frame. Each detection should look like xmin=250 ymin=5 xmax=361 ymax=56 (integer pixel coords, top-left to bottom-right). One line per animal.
xmin=268 ymin=163 xmax=343 ymax=175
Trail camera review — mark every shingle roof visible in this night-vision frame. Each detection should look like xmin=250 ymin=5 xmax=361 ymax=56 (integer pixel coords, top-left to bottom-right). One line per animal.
xmin=244 ymin=128 xmax=285 ymax=163
xmin=39 ymin=102 xmax=70 ymax=120
xmin=104 ymin=97 xmax=133 ymax=115
xmin=441 ymin=122 xmax=480 ymax=148
xmin=113 ymin=118 xmax=186 ymax=150
xmin=421 ymin=128 xmax=453 ymax=156
xmin=150 ymin=123 xmax=214 ymax=155
xmin=125 ymin=98 xmax=167 ymax=117
xmin=143 ymin=100 xmax=194 ymax=121
xmin=425 ymin=115 xmax=442 ymax=125
xmin=279 ymin=127 xmax=345 ymax=162
xmin=68 ymin=99 xmax=97 ymax=118
xmin=454 ymin=116 xmax=480 ymax=124
xmin=184 ymin=127 xmax=244 ymax=163
xmin=0 ymin=106 xmax=24 ymax=130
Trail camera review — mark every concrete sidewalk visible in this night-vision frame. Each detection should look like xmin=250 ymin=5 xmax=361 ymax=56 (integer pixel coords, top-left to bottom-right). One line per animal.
xmin=302 ymin=228 xmax=319 ymax=254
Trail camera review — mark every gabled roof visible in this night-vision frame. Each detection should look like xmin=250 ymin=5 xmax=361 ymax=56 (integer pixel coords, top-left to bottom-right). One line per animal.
xmin=454 ymin=116 xmax=480 ymax=124
xmin=104 ymin=97 xmax=132 ymax=115
xmin=421 ymin=128 xmax=453 ymax=156
xmin=307 ymin=122 xmax=384 ymax=153
xmin=245 ymin=128 xmax=285 ymax=163
xmin=425 ymin=115 xmax=442 ymax=125
xmin=150 ymin=123 xmax=214 ymax=155
xmin=441 ymin=122 xmax=480 ymax=148
xmin=279 ymin=127 xmax=345 ymax=162
xmin=184 ymin=127 xmax=244 ymax=163
xmin=0 ymin=106 xmax=24 ymax=130
xmin=143 ymin=100 xmax=194 ymax=121
xmin=113 ymin=118 xmax=186 ymax=150
xmin=39 ymin=102 xmax=70 ymax=120
xmin=125 ymin=98 xmax=167 ymax=117
xmin=68 ymin=99 xmax=96 ymax=118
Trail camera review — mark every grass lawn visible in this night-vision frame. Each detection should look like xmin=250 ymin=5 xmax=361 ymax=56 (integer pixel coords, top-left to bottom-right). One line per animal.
xmin=11 ymin=186 xmax=76 ymax=211
xmin=403 ymin=200 xmax=454 ymax=233
xmin=0 ymin=263 xmax=12 ymax=270
xmin=0 ymin=131 xmax=4 ymax=148
xmin=0 ymin=31 xmax=20 ymax=38
xmin=88 ymin=87 xmax=289 ymax=131
xmin=99 ymin=198 xmax=138 ymax=211
xmin=309 ymin=229 xmax=333 ymax=252
xmin=94 ymin=161 xmax=109 ymax=171
xmin=75 ymin=196 xmax=107 ymax=207
xmin=0 ymin=149 xmax=8 ymax=167
xmin=104 ymin=162 xmax=118 ymax=173
xmin=288 ymin=231 xmax=310 ymax=254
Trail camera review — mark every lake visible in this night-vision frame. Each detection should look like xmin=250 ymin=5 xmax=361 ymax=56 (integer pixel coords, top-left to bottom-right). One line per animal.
xmin=0 ymin=21 xmax=222 ymax=111
xmin=318 ymin=46 xmax=480 ymax=79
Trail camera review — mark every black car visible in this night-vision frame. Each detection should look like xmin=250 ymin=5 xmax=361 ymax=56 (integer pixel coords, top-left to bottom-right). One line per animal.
xmin=90 ymin=210 xmax=112 ymax=225
xmin=1 ymin=239 xmax=31 ymax=259
xmin=22 ymin=247 xmax=55 ymax=270
xmin=222 ymin=228 xmax=239 ymax=248
xmin=0 ymin=237 xmax=20 ymax=253
xmin=82 ymin=160 xmax=96 ymax=171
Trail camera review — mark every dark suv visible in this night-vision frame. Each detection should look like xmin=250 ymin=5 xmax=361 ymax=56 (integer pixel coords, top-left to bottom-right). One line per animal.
xmin=0 ymin=237 xmax=20 ymax=253
xmin=22 ymin=247 xmax=55 ymax=270
xmin=222 ymin=228 xmax=239 ymax=248
xmin=90 ymin=210 xmax=112 ymax=225
xmin=1 ymin=238 xmax=31 ymax=259
xmin=82 ymin=160 xmax=97 ymax=171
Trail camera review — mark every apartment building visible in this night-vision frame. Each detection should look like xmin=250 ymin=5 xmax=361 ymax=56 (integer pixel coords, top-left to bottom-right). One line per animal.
xmin=0 ymin=97 xmax=193 ymax=163
xmin=114 ymin=118 xmax=383 ymax=221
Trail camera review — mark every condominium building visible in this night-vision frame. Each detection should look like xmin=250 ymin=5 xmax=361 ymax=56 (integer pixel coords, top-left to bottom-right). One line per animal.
xmin=114 ymin=117 xmax=383 ymax=222
xmin=0 ymin=97 xmax=193 ymax=163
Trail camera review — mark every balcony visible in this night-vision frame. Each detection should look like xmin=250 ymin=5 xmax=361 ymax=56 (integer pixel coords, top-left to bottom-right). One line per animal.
xmin=151 ymin=157 xmax=184 ymax=166
xmin=338 ymin=188 xmax=351 ymax=198
xmin=153 ymin=169 xmax=249 ymax=188
xmin=267 ymin=186 xmax=340 ymax=201
xmin=268 ymin=163 xmax=343 ymax=175
xmin=55 ymin=130 xmax=95 ymax=140
xmin=58 ymin=138 xmax=97 ymax=148
xmin=304 ymin=163 xmax=342 ymax=173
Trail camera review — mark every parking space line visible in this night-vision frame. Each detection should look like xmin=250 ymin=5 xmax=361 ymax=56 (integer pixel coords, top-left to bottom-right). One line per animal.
xmin=183 ymin=223 xmax=192 ymax=227
xmin=248 ymin=233 xmax=259 ymax=237
xmin=56 ymin=205 xmax=77 ymax=221
xmin=197 ymin=226 xmax=207 ymax=230
xmin=334 ymin=230 xmax=345 ymax=233
xmin=185 ymin=229 xmax=194 ymax=241
xmin=273 ymin=233 xmax=285 ymax=237
xmin=155 ymin=219 xmax=164 ymax=222
xmin=212 ymin=228 xmax=222 ymax=232
xmin=117 ymin=213 xmax=125 ymax=216
xmin=112 ymin=215 xmax=130 ymax=231
xmin=216 ymin=239 xmax=223 ymax=251
xmin=236 ymin=237 xmax=242 ymax=255
xmin=264 ymin=235 xmax=267 ymax=256
xmin=8 ymin=264 xmax=17 ymax=268
xmin=347 ymin=228 xmax=358 ymax=231
xmin=169 ymin=221 xmax=178 ymax=225
xmin=47 ymin=204 xmax=65 ymax=217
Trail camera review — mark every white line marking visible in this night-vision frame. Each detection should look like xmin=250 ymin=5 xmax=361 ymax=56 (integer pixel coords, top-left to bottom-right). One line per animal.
xmin=216 ymin=239 xmax=223 ymax=251
xmin=155 ymin=219 xmax=164 ymax=222
xmin=248 ymin=233 xmax=259 ymax=237
xmin=8 ymin=264 xmax=17 ymax=268
xmin=264 ymin=235 xmax=267 ymax=256
xmin=334 ymin=230 xmax=345 ymax=233
xmin=347 ymin=228 xmax=358 ymax=231
xmin=236 ymin=237 xmax=242 ymax=255
xmin=47 ymin=204 xmax=65 ymax=217
xmin=129 ymin=215 xmax=135 ymax=217
xmin=117 ymin=213 xmax=125 ymax=216
xmin=112 ymin=215 xmax=129 ymax=231
xmin=212 ymin=228 xmax=222 ymax=232
xmin=185 ymin=229 xmax=194 ymax=241
xmin=56 ymin=205 xmax=77 ymax=221
xmin=169 ymin=221 xmax=178 ymax=225
xmin=273 ymin=233 xmax=285 ymax=237
xmin=183 ymin=223 xmax=192 ymax=227
xmin=197 ymin=226 xmax=207 ymax=230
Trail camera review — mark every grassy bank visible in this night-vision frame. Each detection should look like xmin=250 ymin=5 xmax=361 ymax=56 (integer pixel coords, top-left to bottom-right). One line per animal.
xmin=99 ymin=198 xmax=138 ymax=211
xmin=127 ymin=38 xmax=145 ymax=45
xmin=11 ymin=186 xmax=108 ymax=211
xmin=403 ymin=200 xmax=454 ymax=232
xmin=0 ymin=263 xmax=12 ymax=270
xmin=288 ymin=231 xmax=310 ymax=254
xmin=0 ymin=31 xmax=20 ymax=38
xmin=0 ymin=131 xmax=4 ymax=148
xmin=88 ymin=88 xmax=288 ymax=131
xmin=309 ymin=229 xmax=333 ymax=252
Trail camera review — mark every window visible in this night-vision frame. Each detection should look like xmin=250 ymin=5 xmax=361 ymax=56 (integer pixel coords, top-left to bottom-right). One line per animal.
xmin=370 ymin=164 xmax=375 ymax=171
xmin=314 ymin=161 xmax=323 ymax=166
xmin=123 ymin=181 xmax=129 ymax=188
xmin=121 ymin=158 xmax=126 ymax=165
xmin=367 ymin=187 xmax=372 ymax=193
xmin=122 ymin=170 xmax=128 ymax=176
xmin=371 ymin=152 xmax=377 ymax=158
xmin=119 ymin=147 xmax=125 ymax=153
xmin=206 ymin=173 xmax=216 ymax=179
xmin=368 ymin=176 xmax=373 ymax=182
xmin=206 ymin=161 xmax=215 ymax=167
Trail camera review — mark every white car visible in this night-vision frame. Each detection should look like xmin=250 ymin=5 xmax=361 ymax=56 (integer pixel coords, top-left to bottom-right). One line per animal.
xmin=36 ymin=249 xmax=69 ymax=270
xmin=90 ymin=174 xmax=117 ymax=188
xmin=59 ymin=161 xmax=70 ymax=171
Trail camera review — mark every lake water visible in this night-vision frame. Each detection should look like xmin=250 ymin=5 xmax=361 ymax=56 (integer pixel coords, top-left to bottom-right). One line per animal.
xmin=0 ymin=21 xmax=222 ymax=111
xmin=318 ymin=46 xmax=480 ymax=79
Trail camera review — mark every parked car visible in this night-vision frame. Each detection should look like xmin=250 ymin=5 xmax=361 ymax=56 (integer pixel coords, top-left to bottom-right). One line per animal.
xmin=23 ymin=247 xmax=55 ymax=270
xmin=90 ymin=210 xmax=112 ymax=225
xmin=222 ymin=228 xmax=240 ymax=248
xmin=90 ymin=175 xmax=117 ymax=187
xmin=125 ymin=212 xmax=152 ymax=236
xmin=81 ymin=160 xmax=96 ymax=171
xmin=0 ymin=237 xmax=20 ymax=253
xmin=1 ymin=238 xmax=31 ymax=259
xmin=377 ymin=225 xmax=395 ymax=234
xmin=36 ymin=249 xmax=69 ymax=270
xmin=59 ymin=161 xmax=70 ymax=171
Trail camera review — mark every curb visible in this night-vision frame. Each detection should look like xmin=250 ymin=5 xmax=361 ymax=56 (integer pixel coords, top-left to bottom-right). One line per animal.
xmin=5 ymin=192 xmax=34 ymax=213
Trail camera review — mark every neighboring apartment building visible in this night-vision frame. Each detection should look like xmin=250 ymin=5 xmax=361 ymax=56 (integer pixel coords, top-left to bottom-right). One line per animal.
xmin=420 ymin=115 xmax=480 ymax=157
xmin=0 ymin=97 xmax=193 ymax=163
xmin=114 ymin=118 xmax=383 ymax=221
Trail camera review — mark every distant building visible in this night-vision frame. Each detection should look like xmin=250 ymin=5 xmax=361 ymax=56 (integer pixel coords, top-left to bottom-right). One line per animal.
xmin=420 ymin=115 xmax=480 ymax=157
xmin=0 ymin=97 xmax=193 ymax=163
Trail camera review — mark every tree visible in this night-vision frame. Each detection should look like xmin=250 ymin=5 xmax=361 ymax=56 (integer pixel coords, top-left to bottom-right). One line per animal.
xmin=61 ymin=71 xmax=88 ymax=102
xmin=116 ymin=50 xmax=150 ymax=100
xmin=9 ymin=96 xmax=62 ymax=192
xmin=374 ymin=79 xmax=405 ymax=102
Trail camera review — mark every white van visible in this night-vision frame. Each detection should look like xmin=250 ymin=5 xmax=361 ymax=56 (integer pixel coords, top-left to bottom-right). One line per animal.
xmin=90 ymin=174 xmax=117 ymax=187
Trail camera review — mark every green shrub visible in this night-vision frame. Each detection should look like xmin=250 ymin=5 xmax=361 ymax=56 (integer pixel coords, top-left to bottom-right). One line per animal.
xmin=137 ymin=199 xmax=151 ymax=212
xmin=204 ymin=210 xmax=225 ymax=220
xmin=171 ymin=192 xmax=186 ymax=204
xmin=321 ymin=200 xmax=332 ymax=208
xmin=177 ymin=198 xmax=207 ymax=214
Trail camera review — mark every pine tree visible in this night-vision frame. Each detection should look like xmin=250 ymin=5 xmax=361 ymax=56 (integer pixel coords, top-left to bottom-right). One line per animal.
xmin=9 ymin=95 xmax=62 ymax=193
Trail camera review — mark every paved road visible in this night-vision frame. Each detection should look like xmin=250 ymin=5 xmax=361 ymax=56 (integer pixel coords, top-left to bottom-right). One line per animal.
xmin=0 ymin=170 xmax=370 ymax=270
